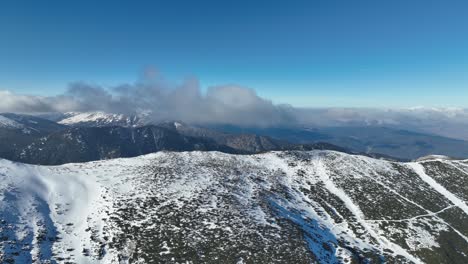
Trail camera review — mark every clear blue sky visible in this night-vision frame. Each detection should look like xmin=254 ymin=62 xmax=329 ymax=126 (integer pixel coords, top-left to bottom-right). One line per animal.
xmin=1 ymin=0 xmax=467 ymax=107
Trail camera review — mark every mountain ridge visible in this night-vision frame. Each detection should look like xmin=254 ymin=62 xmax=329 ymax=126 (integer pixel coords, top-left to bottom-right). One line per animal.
xmin=2 ymin=111 xmax=468 ymax=162
xmin=1 ymin=150 xmax=467 ymax=263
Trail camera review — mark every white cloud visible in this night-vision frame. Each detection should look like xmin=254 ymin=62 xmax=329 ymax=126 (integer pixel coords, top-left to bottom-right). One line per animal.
xmin=1 ymin=73 xmax=467 ymax=140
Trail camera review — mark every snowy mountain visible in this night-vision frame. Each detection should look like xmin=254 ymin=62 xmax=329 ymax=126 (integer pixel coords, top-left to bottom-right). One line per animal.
xmin=57 ymin=112 xmax=145 ymax=127
xmin=1 ymin=151 xmax=467 ymax=263
xmin=15 ymin=125 xmax=242 ymax=165
xmin=0 ymin=114 xmax=67 ymax=162
xmin=0 ymin=113 xmax=65 ymax=134
xmin=12 ymin=125 xmax=345 ymax=165
xmin=0 ymin=115 xmax=22 ymax=129
xmin=4 ymin=111 xmax=468 ymax=161
xmin=0 ymin=117 xmax=348 ymax=165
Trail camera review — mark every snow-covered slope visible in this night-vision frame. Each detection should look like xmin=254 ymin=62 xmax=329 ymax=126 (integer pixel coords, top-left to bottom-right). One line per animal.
xmin=1 ymin=151 xmax=467 ymax=263
xmin=58 ymin=112 xmax=144 ymax=127
xmin=0 ymin=115 xmax=22 ymax=129
xmin=0 ymin=113 xmax=66 ymax=134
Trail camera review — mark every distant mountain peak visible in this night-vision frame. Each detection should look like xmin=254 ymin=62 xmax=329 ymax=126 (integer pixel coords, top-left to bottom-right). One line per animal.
xmin=0 ymin=113 xmax=65 ymax=134
xmin=174 ymin=121 xmax=182 ymax=129
xmin=0 ymin=114 xmax=23 ymax=129
xmin=58 ymin=111 xmax=143 ymax=127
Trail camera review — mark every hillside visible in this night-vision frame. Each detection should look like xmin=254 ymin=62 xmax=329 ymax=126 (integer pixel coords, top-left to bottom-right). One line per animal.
xmin=1 ymin=151 xmax=467 ymax=263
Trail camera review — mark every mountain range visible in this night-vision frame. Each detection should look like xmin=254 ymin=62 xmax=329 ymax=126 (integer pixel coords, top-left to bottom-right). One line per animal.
xmin=0 ymin=113 xmax=345 ymax=165
xmin=52 ymin=111 xmax=468 ymax=160
xmin=1 ymin=111 xmax=468 ymax=263
xmin=213 ymin=125 xmax=468 ymax=161
xmin=2 ymin=111 xmax=468 ymax=164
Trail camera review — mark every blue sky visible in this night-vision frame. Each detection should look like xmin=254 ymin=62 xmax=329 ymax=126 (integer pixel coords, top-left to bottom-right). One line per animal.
xmin=1 ymin=0 xmax=467 ymax=107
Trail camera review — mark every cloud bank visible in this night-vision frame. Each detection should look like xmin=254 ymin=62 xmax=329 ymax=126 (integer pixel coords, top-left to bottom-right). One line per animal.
xmin=293 ymin=107 xmax=468 ymax=140
xmin=0 ymin=90 xmax=80 ymax=113
xmin=0 ymin=76 xmax=295 ymax=127
xmin=1 ymin=73 xmax=467 ymax=139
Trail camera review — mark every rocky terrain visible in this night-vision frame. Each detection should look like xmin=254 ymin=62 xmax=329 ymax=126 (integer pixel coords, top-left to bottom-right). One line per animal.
xmin=1 ymin=150 xmax=467 ymax=263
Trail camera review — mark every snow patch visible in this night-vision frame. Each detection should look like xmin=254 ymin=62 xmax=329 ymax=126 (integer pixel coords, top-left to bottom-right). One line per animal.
xmin=0 ymin=115 xmax=23 ymax=129
xmin=409 ymin=162 xmax=468 ymax=216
